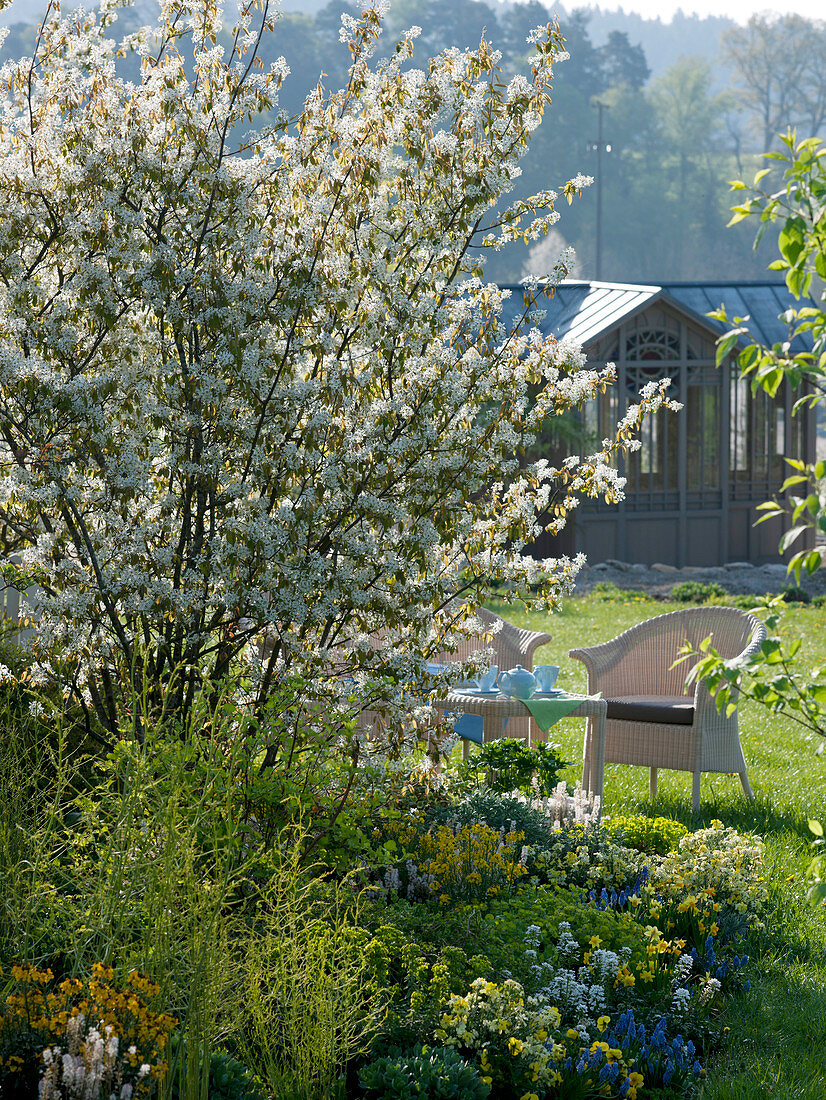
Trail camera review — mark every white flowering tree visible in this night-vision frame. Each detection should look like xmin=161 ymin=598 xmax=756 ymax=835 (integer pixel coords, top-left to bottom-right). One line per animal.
xmin=0 ymin=0 xmax=675 ymax=748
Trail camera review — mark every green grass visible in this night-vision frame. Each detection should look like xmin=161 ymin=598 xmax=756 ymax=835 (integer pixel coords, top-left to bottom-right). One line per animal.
xmin=485 ymin=593 xmax=826 ymax=1096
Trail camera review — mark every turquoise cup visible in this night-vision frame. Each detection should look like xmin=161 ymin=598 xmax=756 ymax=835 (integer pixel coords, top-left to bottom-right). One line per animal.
xmin=534 ymin=665 xmax=560 ymax=693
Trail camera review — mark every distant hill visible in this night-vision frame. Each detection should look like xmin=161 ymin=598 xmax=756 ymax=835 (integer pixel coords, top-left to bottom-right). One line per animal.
xmin=279 ymin=0 xmax=734 ymax=81
xmin=1 ymin=0 xmax=164 ymax=26
xmin=569 ymin=6 xmax=734 ymax=79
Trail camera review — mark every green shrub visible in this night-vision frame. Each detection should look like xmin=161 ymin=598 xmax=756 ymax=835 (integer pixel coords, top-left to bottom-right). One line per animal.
xmin=726 ymin=593 xmax=767 ymax=609
xmin=167 ymin=1038 xmax=266 ymax=1100
xmin=782 ymin=585 xmax=811 ymax=603
xmin=237 ymin=845 xmax=383 ymax=1100
xmin=423 ymin=790 xmax=558 ymax=852
xmin=605 ymin=814 xmax=689 ymax=855
xmin=457 ymin=738 xmax=567 ymax=796
xmin=812 ymin=594 xmax=826 ymax=608
xmin=670 ymin=580 xmax=728 ymax=603
xmin=358 ymin=1045 xmax=490 ymax=1100
xmin=590 ymin=582 xmax=653 ymax=603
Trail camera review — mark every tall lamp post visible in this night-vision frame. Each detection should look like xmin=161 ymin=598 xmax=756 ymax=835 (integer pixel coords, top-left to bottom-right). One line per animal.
xmin=588 ymin=100 xmax=612 ymax=281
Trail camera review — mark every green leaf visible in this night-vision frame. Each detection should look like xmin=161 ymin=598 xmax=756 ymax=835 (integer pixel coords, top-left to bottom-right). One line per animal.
xmin=779 ymin=218 xmax=806 ymax=266
xmin=727 ymin=209 xmax=752 ymax=227
xmin=715 ymin=332 xmax=739 ymax=366
xmin=779 ymin=525 xmax=807 ymax=552
xmin=806 ymin=550 xmax=823 ymax=575
xmin=778 ymin=475 xmax=809 ymax=491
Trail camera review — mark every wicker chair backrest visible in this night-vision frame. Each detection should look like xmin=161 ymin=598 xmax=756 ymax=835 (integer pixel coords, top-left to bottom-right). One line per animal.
xmin=590 ymin=607 xmax=763 ymax=697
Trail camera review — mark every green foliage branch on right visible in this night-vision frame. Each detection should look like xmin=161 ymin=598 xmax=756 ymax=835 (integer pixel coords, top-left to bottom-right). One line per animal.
xmin=686 ymin=130 xmax=826 ymax=901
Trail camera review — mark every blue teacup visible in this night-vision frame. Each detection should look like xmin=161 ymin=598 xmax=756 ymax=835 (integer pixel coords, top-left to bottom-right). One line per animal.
xmin=474 ymin=664 xmax=499 ymax=692
xmin=534 ymin=664 xmax=560 ymax=693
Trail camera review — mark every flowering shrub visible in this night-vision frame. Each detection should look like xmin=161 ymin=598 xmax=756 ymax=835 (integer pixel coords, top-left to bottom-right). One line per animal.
xmin=417 ymin=823 xmax=529 ymax=904
xmin=435 ymin=976 xmax=647 ymax=1099
xmin=0 ymin=0 xmax=677 ymax=750
xmin=511 ymin=784 xmax=603 ymax=833
xmin=604 ymin=814 xmax=689 ymax=856
xmin=379 ymin=819 xmax=528 ymax=904
xmin=0 ymin=963 xmax=176 ymax=1099
xmin=623 ymin=821 xmax=770 ymax=936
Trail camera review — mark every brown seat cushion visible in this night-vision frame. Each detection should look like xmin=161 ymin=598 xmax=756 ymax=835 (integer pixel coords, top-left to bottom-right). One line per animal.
xmin=606 ymin=695 xmax=695 ymax=725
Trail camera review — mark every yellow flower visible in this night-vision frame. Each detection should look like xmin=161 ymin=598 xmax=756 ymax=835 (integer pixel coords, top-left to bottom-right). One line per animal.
xmin=589 ymin=935 xmax=602 ymax=947
xmin=566 ymin=1028 xmax=580 ymax=1040
xmin=597 ymin=1015 xmax=610 ymax=1033
xmin=508 ymin=1037 xmax=524 ymax=1056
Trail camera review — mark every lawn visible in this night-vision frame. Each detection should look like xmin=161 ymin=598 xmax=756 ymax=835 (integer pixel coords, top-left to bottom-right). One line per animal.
xmin=487 ymin=591 xmax=826 ymax=1098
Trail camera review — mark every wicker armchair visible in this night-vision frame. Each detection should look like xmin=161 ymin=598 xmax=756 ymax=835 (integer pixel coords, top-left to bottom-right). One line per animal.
xmin=432 ymin=607 xmax=553 ymax=742
xmin=569 ymin=607 xmax=766 ymax=811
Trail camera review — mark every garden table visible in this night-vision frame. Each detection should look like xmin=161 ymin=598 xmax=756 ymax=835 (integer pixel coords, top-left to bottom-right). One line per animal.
xmin=436 ymin=688 xmax=608 ymax=805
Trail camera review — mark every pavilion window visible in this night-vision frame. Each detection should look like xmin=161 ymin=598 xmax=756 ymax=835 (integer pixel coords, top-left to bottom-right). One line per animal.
xmin=729 ymin=372 xmax=786 ymax=497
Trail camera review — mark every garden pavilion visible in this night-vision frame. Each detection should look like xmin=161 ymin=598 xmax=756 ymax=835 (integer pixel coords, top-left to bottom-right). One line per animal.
xmin=516 ymin=280 xmax=818 ymax=567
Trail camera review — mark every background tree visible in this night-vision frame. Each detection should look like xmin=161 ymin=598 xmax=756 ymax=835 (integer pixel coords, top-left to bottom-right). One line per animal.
xmin=0 ymin=1 xmax=798 ymax=284
xmin=648 ymin=56 xmax=732 ymax=275
xmin=722 ymin=14 xmax=826 ymax=152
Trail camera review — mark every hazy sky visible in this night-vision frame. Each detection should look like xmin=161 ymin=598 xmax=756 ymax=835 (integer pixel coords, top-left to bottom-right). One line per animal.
xmin=3 ymin=0 xmax=825 ymax=26
xmin=587 ymin=0 xmax=825 ymax=20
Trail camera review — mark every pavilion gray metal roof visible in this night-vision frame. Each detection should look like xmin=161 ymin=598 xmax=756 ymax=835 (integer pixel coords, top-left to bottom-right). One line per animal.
xmin=502 ymin=280 xmax=814 ymax=353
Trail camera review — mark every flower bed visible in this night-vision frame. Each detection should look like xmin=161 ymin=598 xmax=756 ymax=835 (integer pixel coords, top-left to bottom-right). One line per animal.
xmin=350 ymin=780 xmax=768 ymax=1099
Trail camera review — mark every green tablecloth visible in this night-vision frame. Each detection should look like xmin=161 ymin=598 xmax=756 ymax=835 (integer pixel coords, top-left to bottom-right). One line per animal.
xmin=522 ymin=693 xmax=603 ymax=733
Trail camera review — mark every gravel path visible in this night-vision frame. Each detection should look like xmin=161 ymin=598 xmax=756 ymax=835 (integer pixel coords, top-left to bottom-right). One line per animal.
xmin=573 ymin=558 xmax=826 ymax=599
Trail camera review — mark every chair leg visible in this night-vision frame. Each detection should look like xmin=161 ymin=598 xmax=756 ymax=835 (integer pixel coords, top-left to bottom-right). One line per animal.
xmin=462 ymin=738 xmax=470 ymax=763
xmin=739 ymin=770 xmax=755 ymax=801
xmin=649 ymin=767 xmax=658 ymax=801
xmin=581 ymin=719 xmax=592 ymax=794
xmin=692 ymin=771 xmax=701 ymax=812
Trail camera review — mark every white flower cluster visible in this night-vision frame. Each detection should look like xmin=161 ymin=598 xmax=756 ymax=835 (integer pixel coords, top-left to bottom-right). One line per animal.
xmin=39 ymin=1014 xmax=142 ymax=1100
xmin=521 ymin=923 xmax=633 ymax=1040
xmin=508 ymin=782 xmax=602 ymax=830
